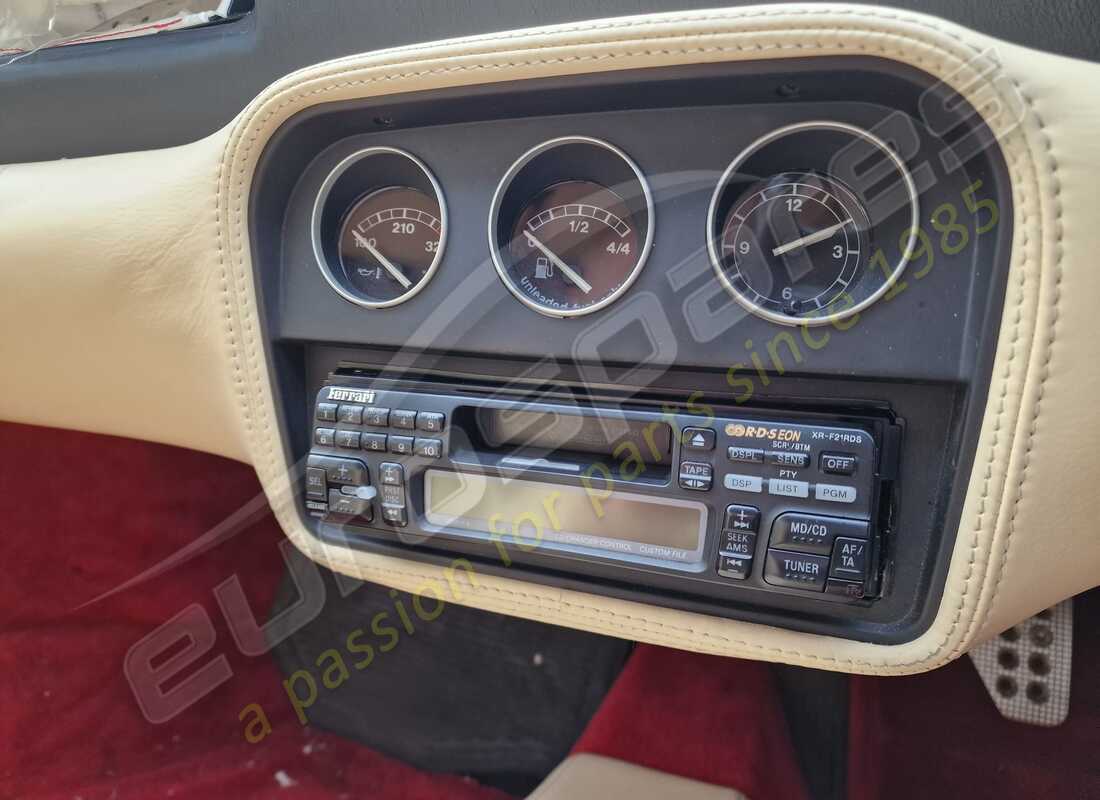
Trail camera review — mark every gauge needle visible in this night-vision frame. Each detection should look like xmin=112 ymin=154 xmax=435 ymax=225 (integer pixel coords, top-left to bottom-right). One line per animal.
xmin=524 ymin=231 xmax=593 ymax=294
xmin=771 ymin=218 xmax=853 ymax=257
xmin=352 ymin=230 xmax=412 ymax=289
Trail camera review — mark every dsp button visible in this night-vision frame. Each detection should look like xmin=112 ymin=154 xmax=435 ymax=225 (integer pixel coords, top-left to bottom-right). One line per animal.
xmin=770 ymin=513 xmax=868 ymax=556
xmin=763 ymin=549 xmax=829 ymax=592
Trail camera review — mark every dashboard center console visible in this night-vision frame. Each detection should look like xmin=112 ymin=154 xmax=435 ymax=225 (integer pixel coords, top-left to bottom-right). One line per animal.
xmin=249 ymin=55 xmax=1013 ymax=644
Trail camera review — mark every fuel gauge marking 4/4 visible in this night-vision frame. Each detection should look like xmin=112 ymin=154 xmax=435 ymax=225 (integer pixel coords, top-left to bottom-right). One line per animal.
xmin=490 ymin=136 xmax=654 ymax=318
xmin=507 ymin=180 xmax=641 ymax=313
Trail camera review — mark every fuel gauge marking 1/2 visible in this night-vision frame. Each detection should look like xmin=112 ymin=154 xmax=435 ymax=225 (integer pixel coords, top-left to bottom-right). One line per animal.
xmin=490 ymin=136 xmax=654 ymax=318
xmin=507 ymin=181 xmax=641 ymax=313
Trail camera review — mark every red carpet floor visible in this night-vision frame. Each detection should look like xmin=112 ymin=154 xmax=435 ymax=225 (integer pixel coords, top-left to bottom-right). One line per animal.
xmin=0 ymin=423 xmax=806 ymax=799
xmin=0 ymin=423 xmax=507 ymax=800
xmin=1 ymin=421 xmax=1095 ymax=799
xmin=847 ymin=589 xmax=1100 ymax=800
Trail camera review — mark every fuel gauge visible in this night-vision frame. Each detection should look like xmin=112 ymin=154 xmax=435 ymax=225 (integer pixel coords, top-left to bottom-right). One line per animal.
xmin=490 ymin=137 xmax=654 ymax=317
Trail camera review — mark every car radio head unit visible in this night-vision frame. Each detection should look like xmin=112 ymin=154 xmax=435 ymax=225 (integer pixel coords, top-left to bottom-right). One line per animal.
xmin=301 ymin=374 xmax=899 ymax=615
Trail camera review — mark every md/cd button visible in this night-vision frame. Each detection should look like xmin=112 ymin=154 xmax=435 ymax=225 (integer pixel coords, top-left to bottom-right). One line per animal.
xmin=770 ymin=513 xmax=868 ymax=556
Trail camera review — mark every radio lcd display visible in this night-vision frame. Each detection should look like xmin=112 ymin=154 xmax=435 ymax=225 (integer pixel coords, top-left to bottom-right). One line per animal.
xmin=423 ymin=470 xmax=707 ymax=563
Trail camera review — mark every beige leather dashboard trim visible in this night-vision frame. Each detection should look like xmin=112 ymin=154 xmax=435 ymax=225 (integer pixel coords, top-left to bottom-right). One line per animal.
xmin=3 ymin=4 xmax=1098 ymax=672
xmin=526 ymin=754 xmax=745 ymax=800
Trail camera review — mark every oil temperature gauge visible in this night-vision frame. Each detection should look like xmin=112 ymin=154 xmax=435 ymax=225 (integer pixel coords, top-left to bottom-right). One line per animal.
xmin=313 ymin=147 xmax=447 ymax=309
xmin=490 ymin=137 xmax=654 ymax=317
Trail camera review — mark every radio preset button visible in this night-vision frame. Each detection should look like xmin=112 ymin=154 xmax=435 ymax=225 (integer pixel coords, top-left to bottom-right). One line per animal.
xmin=391 ymin=409 xmax=418 ymax=430
xmin=770 ymin=513 xmax=868 ymax=556
xmin=717 ymin=554 xmax=752 ymax=580
xmin=416 ymin=412 xmax=445 ymax=433
xmin=766 ymin=451 xmax=810 ymax=469
xmin=768 ymin=478 xmax=809 ymax=499
xmin=316 ymin=402 xmax=338 ymax=422
xmin=305 ymin=467 xmax=327 ymax=501
xmin=821 ymin=452 xmax=858 ymax=476
xmin=724 ymin=473 xmax=763 ymax=493
xmin=362 ymin=432 xmax=388 ymax=452
xmin=337 ymin=404 xmax=364 ymax=425
xmin=314 ymin=427 xmax=336 ymax=447
xmin=830 ymin=537 xmax=869 ymax=580
xmin=364 ymin=407 xmax=390 ymax=427
xmin=815 ymin=483 xmax=858 ymax=504
xmin=763 ymin=549 xmax=829 ymax=591
xmin=379 ymin=462 xmax=405 ymax=486
xmin=678 ymin=462 xmax=713 ymax=491
xmin=335 ymin=430 xmax=361 ymax=450
xmin=681 ymin=427 xmax=716 ymax=452
xmin=389 ymin=435 xmax=415 ymax=455
xmin=727 ymin=446 xmax=764 ymax=464
xmin=414 ymin=437 xmax=443 ymax=459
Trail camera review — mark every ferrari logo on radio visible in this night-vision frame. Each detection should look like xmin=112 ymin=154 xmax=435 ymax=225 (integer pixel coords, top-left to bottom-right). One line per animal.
xmin=726 ymin=422 xmax=801 ymax=443
xmin=328 ymin=388 xmax=375 ymax=404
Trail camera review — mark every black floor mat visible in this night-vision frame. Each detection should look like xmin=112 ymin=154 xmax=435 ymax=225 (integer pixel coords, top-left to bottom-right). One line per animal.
xmin=269 ymin=552 xmax=632 ymax=793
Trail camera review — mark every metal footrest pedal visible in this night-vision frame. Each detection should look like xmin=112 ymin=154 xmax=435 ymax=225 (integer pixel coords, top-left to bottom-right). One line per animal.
xmin=970 ymin=598 xmax=1073 ymax=726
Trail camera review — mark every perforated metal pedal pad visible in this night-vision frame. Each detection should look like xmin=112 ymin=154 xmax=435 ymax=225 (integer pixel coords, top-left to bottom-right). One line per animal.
xmin=970 ymin=599 xmax=1073 ymax=726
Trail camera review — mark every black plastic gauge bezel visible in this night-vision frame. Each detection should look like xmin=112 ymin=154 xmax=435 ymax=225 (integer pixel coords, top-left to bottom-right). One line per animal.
xmin=488 ymin=136 xmax=655 ymax=318
xmin=312 ymin=147 xmax=447 ymax=309
xmin=707 ymin=121 xmax=920 ymax=327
